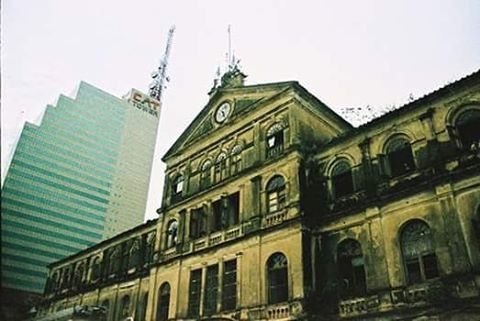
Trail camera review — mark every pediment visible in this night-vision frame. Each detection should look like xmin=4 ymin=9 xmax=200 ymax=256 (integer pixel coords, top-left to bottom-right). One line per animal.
xmin=163 ymin=82 xmax=297 ymax=160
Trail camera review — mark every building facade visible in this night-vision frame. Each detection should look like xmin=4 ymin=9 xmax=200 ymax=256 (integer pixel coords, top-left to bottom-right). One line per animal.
xmin=1 ymin=82 xmax=161 ymax=313
xmin=38 ymin=69 xmax=480 ymax=320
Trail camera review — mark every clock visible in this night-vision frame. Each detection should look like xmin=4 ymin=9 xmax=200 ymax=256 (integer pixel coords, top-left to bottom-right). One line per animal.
xmin=215 ymin=102 xmax=231 ymax=123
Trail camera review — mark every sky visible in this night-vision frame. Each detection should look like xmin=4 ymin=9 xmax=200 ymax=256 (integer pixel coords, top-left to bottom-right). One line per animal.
xmin=2 ymin=0 xmax=480 ymax=221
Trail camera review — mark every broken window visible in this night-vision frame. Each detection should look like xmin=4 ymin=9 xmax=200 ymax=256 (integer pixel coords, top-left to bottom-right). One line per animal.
xmin=157 ymin=283 xmax=170 ymax=321
xmin=200 ymin=159 xmax=213 ymax=189
xmin=188 ymin=269 xmax=202 ymax=316
xmin=222 ymin=259 xmax=237 ymax=311
xmin=266 ymin=123 xmax=284 ymax=158
xmin=331 ymin=161 xmax=354 ymax=198
xmin=190 ymin=207 xmax=208 ymax=239
xmin=266 ymin=175 xmax=286 ymax=213
xmin=212 ymin=193 xmax=240 ymax=232
xmin=337 ymin=239 xmax=366 ymax=298
xmin=401 ymin=220 xmax=439 ymax=285
xmin=215 ymin=152 xmax=228 ymax=182
xmin=386 ymin=137 xmax=415 ymax=177
xmin=455 ymin=109 xmax=480 ymax=150
xmin=267 ymin=252 xmax=289 ymax=304
xmin=203 ymin=264 xmax=219 ymax=315
xmin=166 ymin=220 xmax=178 ymax=248
xmin=171 ymin=175 xmax=184 ymax=203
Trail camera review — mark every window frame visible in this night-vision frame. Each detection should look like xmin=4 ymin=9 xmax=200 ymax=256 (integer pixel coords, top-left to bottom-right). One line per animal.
xmin=266 ymin=123 xmax=285 ymax=158
xmin=266 ymin=175 xmax=287 ymax=213
xmin=385 ymin=136 xmax=416 ymax=178
xmin=266 ymin=252 xmax=289 ymax=304
xmin=400 ymin=220 xmax=439 ymax=285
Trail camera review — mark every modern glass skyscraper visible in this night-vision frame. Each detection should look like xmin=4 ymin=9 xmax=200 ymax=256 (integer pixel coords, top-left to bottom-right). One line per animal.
xmin=1 ymin=82 xmax=161 ymax=294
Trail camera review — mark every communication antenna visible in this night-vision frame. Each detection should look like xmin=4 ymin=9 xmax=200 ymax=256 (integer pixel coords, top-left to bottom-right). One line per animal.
xmin=149 ymin=25 xmax=175 ymax=102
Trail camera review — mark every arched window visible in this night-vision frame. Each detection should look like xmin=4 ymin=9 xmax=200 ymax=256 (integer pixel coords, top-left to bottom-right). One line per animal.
xmin=267 ymin=253 xmax=289 ymax=304
xmin=157 ymin=282 xmax=170 ymax=321
xmin=266 ymin=176 xmax=286 ymax=213
xmin=135 ymin=292 xmax=148 ymax=321
xmin=119 ymin=295 xmax=130 ymax=320
xmin=107 ymin=247 xmax=121 ymax=277
xmin=200 ymin=160 xmax=212 ymax=189
xmin=230 ymin=144 xmax=243 ymax=175
xmin=73 ymin=263 xmax=84 ymax=288
xmin=127 ymin=240 xmax=141 ymax=271
xmin=171 ymin=175 xmax=184 ymax=202
xmin=331 ymin=161 xmax=354 ymax=198
xmin=215 ymin=152 xmax=228 ymax=182
xmin=401 ymin=220 xmax=439 ymax=284
xmin=90 ymin=257 xmax=101 ymax=282
xmin=386 ymin=137 xmax=415 ymax=177
xmin=266 ymin=123 xmax=284 ymax=158
xmin=144 ymin=233 xmax=156 ymax=267
xmin=337 ymin=239 xmax=366 ymax=297
xmin=166 ymin=220 xmax=178 ymax=248
xmin=455 ymin=108 xmax=480 ymax=150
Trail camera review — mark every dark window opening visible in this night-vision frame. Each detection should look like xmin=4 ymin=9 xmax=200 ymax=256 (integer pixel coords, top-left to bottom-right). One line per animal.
xmin=266 ymin=176 xmax=286 ymax=213
xmin=127 ymin=240 xmax=141 ymax=270
xmin=332 ymin=162 xmax=354 ymax=198
xmin=212 ymin=193 xmax=240 ymax=232
xmin=119 ymin=295 xmax=130 ymax=319
xmin=200 ymin=160 xmax=212 ymax=189
xmin=190 ymin=207 xmax=208 ymax=239
xmin=188 ymin=269 xmax=202 ymax=317
xmin=215 ymin=153 xmax=228 ymax=182
xmin=135 ymin=292 xmax=148 ymax=321
xmin=337 ymin=239 xmax=366 ymax=298
xmin=204 ymin=265 xmax=219 ymax=315
xmin=107 ymin=248 xmax=121 ymax=277
xmin=401 ymin=220 xmax=439 ymax=285
xmin=386 ymin=138 xmax=415 ymax=177
xmin=456 ymin=109 xmax=480 ymax=150
xmin=267 ymin=253 xmax=288 ymax=304
xmin=157 ymin=283 xmax=170 ymax=321
xmin=222 ymin=259 xmax=237 ymax=311
xmin=230 ymin=145 xmax=242 ymax=175
xmin=90 ymin=258 xmax=101 ymax=282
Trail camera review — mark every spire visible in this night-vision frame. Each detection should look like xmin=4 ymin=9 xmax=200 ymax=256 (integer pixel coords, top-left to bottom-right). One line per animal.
xmin=149 ymin=26 xmax=175 ymax=102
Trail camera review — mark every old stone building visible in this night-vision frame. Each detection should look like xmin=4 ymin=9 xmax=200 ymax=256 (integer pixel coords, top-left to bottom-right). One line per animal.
xmin=37 ymin=68 xmax=480 ymax=320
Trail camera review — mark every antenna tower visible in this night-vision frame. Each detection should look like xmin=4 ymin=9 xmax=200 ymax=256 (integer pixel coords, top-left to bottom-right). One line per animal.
xmin=149 ymin=26 xmax=175 ymax=102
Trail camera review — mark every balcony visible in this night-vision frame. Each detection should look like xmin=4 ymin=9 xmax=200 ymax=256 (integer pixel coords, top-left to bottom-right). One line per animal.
xmin=262 ymin=209 xmax=289 ymax=228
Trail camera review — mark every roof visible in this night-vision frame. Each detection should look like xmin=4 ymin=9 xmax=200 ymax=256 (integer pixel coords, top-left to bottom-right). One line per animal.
xmin=162 ymin=80 xmax=353 ymax=161
xmin=48 ymin=218 xmax=158 ymax=268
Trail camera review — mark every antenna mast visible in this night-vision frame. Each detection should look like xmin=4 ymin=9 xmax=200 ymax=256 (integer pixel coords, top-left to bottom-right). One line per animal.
xmin=149 ymin=26 xmax=175 ymax=102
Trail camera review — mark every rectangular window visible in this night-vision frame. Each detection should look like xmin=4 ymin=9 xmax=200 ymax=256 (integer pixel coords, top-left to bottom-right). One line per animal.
xmin=226 ymin=193 xmax=239 ymax=227
xmin=406 ymin=259 xmax=422 ymax=285
xmin=212 ymin=193 xmax=240 ymax=232
xmin=203 ymin=265 xmax=219 ymax=315
xmin=222 ymin=259 xmax=237 ymax=311
xmin=190 ymin=208 xmax=207 ymax=239
xmin=422 ymin=254 xmax=439 ymax=279
xmin=212 ymin=200 xmax=223 ymax=232
xmin=188 ymin=269 xmax=202 ymax=316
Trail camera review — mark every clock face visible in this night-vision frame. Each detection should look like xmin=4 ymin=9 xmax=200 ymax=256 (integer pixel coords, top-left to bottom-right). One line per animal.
xmin=215 ymin=102 xmax=231 ymax=123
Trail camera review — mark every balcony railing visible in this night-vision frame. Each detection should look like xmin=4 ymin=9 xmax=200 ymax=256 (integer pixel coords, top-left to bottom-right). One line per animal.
xmin=263 ymin=209 xmax=288 ymax=228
